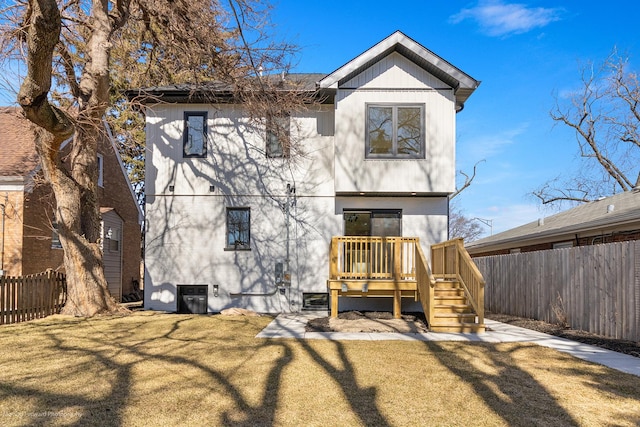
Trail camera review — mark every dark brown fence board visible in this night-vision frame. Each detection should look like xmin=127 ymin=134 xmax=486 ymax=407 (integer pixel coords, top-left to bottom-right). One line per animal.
xmin=0 ymin=271 xmax=67 ymax=325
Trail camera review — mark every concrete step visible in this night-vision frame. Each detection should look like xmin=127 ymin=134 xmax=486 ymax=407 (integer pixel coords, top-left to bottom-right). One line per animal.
xmin=429 ymin=322 xmax=486 ymax=333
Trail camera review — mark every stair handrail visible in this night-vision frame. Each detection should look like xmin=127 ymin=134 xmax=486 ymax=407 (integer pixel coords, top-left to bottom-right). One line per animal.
xmin=431 ymin=238 xmax=485 ymax=326
xmin=415 ymin=242 xmax=436 ymax=329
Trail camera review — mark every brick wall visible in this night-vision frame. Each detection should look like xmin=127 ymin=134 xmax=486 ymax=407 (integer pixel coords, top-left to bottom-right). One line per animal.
xmin=96 ymin=135 xmax=142 ymax=296
xmin=1 ymin=191 xmax=25 ymax=276
xmin=470 ymin=229 xmax=640 ymax=258
xmin=21 ymin=180 xmax=64 ymax=275
xmin=17 ymin=133 xmax=141 ymax=296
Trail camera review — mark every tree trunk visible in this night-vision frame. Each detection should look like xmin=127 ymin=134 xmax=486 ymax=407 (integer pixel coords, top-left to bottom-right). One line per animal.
xmin=18 ymin=0 xmax=125 ymax=316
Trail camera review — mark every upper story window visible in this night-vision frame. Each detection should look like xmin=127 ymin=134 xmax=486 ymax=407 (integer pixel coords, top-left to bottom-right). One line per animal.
xmin=97 ymin=153 xmax=104 ymax=187
xmin=183 ymin=112 xmax=207 ymax=158
xmin=226 ymin=207 xmax=250 ymax=250
xmin=266 ymin=115 xmax=290 ymax=158
xmin=366 ymin=104 xmax=424 ymax=159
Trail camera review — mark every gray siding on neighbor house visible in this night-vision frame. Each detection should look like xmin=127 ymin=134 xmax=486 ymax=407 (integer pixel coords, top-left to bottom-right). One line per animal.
xmin=102 ymin=210 xmax=123 ymax=301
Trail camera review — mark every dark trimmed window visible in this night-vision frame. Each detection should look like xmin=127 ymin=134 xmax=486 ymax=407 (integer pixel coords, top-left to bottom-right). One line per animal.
xmin=183 ymin=112 xmax=207 ymax=158
xmin=266 ymin=115 xmax=290 ymax=158
xmin=366 ymin=104 xmax=424 ymax=158
xmin=226 ymin=208 xmax=250 ymax=250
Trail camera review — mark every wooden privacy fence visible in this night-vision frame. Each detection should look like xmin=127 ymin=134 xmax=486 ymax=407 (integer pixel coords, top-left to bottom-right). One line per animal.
xmin=0 ymin=270 xmax=67 ymax=325
xmin=473 ymin=241 xmax=640 ymax=341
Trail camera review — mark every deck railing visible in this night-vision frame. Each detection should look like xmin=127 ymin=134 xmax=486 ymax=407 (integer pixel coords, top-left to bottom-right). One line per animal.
xmin=329 ymin=236 xmax=419 ymax=281
xmin=415 ymin=242 xmax=436 ymax=328
xmin=328 ymin=236 xmax=436 ymax=319
xmin=431 ymin=238 xmax=485 ymax=325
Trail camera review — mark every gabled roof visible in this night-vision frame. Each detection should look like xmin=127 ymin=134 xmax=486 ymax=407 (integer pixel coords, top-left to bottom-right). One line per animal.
xmin=466 ymin=190 xmax=640 ymax=252
xmin=318 ymin=31 xmax=480 ymax=110
xmin=0 ymin=107 xmax=40 ymax=178
xmin=130 ymin=32 xmax=480 ymax=109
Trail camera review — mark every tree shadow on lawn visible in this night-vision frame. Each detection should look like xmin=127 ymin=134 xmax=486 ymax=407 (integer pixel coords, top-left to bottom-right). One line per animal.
xmin=5 ymin=314 xmax=638 ymax=426
xmin=425 ymin=341 xmax=582 ymax=426
xmin=0 ymin=313 xmax=391 ymax=426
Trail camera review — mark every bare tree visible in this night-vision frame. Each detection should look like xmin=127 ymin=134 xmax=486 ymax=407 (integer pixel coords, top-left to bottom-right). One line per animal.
xmin=1 ymin=0 xmax=309 ymax=316
xmin=448 ymin=160 xmax=485 ymax=241
xmin=535 ymin=50 xmax=640 ymax=206
xmin=449 ymin=202 xmax=485 ymax=242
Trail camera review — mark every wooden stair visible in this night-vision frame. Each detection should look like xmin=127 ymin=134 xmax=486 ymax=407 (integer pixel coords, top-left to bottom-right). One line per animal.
xmin=429 ymin=279 xmax=485 ymax=333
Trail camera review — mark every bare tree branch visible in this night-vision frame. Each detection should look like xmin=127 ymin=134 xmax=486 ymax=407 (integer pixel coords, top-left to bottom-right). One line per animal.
xmin=450 ymin=160 xmax=484 ymax=199
xmin=538 ymin=49 xmax=640 ymax=206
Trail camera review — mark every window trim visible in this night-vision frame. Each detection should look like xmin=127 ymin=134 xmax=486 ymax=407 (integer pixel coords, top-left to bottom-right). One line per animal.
xmin=225 ymin=207 xmax=251 ymax=250
xmin=266 ymin=114 xmax=291 ymax=158
xmin=365 ymin=103 xmax=425 ymax=159
xmin=51 ymin=219 xmax=62 ymax=249
xmin=97 ymin=153 xmax=104 ymax=187
xmin=183 ymin=111 xmax=208 ymax=158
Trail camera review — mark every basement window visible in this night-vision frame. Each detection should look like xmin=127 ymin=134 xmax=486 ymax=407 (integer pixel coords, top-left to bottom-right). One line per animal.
xmin=303 ymin=293 xmax=329 ymax=310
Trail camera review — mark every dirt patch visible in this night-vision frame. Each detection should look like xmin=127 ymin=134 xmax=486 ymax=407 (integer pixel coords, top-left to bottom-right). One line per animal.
xmin=306 ymin=311 xmax=428 ymax=333
xmin=487 ymin=312 xmax=640 ymax=358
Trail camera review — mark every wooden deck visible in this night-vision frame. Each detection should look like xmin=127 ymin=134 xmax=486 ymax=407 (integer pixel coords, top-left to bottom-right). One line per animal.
xmin=327 ymin=236 xmax=421 ymax=319
xmin=327 ymin=236 xmax=485 ymax=332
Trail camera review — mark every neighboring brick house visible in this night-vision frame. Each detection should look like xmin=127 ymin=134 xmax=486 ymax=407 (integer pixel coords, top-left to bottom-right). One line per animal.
xmin=0 ymin=107 xmax=142 ymax=300
xmin=466 ymin=189 xmax=640 ymax=257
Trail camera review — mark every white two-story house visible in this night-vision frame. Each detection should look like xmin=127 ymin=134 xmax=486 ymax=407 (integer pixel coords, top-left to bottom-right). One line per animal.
xmin=135 ymin=31 xmax=481 ymax=328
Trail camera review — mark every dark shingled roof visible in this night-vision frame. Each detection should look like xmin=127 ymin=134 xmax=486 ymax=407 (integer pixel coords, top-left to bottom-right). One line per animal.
xmin=466 ymin=189 xmax=640 ymax=253
xmin=127 ymin=73 xmax=329 ymax=104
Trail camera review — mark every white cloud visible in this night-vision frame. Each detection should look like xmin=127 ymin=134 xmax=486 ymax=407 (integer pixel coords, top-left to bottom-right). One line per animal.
xmin=460 ymin=122 xmax=529 ymax=161
xmin=450 ymin=0 xmax=563 ymax=37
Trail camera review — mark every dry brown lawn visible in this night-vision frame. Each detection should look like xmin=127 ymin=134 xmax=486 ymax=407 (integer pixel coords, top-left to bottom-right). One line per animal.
xmin=0 ymin=312 xmax=639 ymax=426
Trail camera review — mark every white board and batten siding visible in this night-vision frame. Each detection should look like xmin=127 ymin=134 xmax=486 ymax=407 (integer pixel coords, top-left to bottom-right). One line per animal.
xmin=334 ymin=52 xmax=457 ymax=195
xmin=143 ymin=48 xmax=461 ymax=314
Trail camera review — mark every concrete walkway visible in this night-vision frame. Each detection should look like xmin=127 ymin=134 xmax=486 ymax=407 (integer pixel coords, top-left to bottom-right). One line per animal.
xmin=256 ymin=312 xmax=640 ymax=377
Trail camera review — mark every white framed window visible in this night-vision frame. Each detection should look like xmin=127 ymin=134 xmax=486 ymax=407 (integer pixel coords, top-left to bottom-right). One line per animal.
xmin=553 ymin=241 xmax=573 ymax=249
xmin=97 ymin=153 xmax=104 ymax=187
xmin=51 ymin=219 xmax=62 ymax=249
xmin=366 ymin=104 xmax=425 ymax=159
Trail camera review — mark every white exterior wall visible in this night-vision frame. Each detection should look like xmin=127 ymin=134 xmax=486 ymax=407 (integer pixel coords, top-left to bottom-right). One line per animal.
xmin=145 ymin=104 xmax=340 ymax=313
xmin=144 ymin=53 xmax=459 ymax=314
xmin=334 ymin=52 xmax=456 ymax=194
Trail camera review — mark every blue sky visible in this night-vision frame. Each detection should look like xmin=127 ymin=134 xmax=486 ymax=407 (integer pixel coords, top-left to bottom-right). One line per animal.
xmin=269 ymin=0 xmax=639 ymax=236
xmin=1 ymin=1 xmax=637 ymax=237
